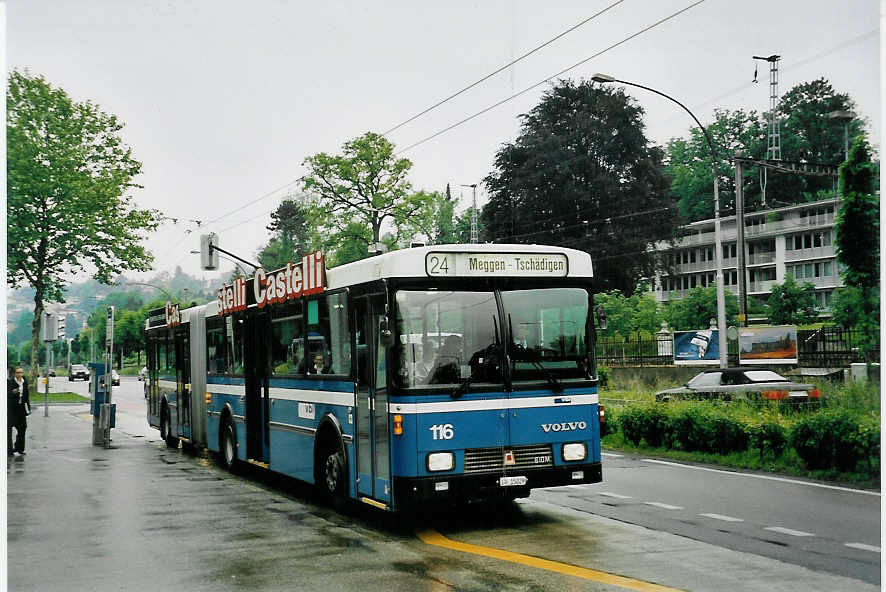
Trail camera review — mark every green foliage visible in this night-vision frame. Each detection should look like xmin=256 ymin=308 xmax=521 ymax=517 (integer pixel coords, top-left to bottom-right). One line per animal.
xmin=596 ymin=365 xmax=610 ymax=387
xmin=7 ymin=70 xmax=160 ymax=375
xmin=748 ymin=421 xmax=787 ymax=459
xmin=257 ymin=198 xmax=312 ymax=270
xmin=301 ymin=132 xmax=435 ymax=264
xmin=665 ymin=285 xmax=738 ymax=330
xmin=665 ymin=404 xmax=749 ymax=455
xmin=482 ymin=79 xmax=676 ymax=294
xmin=617 ymin=403 xmax=668 ymax=447
xmin=767 ymin=275 xmax=817 ymax=325
xmin=788 ymin=411 xmax=870 ymax=471
xmin=666 ymin=108 xmax=766 ymax=222
xmin=594 ymin=289 xmax=664 ymax=338
xmin=835 ymin=136 xmax=879 ymax=290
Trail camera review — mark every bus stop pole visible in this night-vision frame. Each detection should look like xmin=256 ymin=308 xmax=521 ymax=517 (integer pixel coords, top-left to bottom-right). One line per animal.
xmin=44 ymin=342 xmax=50 ymax=417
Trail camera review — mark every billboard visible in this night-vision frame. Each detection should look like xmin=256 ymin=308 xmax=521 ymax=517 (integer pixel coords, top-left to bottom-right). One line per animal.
xmin=673 ymin=329 xmax=720 ymax=365
xmin=738 ymin=326 xmax=798 ymax=365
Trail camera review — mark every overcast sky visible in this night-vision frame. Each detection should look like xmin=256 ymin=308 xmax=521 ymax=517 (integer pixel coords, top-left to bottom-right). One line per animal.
xmin=7 ymin=0 xmax=881 ymax=283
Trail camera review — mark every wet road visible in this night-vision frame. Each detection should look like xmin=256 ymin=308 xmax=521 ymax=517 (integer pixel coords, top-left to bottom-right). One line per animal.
xmin=6 ymin=376 xmax=879 ymax=591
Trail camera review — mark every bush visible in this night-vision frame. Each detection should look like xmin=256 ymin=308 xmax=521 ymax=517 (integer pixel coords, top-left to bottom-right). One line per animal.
xmin=617 ymin=404 xmax=668 ymax=447
xmin=748 ymin=421 xmax=787 ymax=459
xmin=597 ymin=365 xmax=610 ymax=387
xmin=666 ymin=404 xmax=748 ymax=455
xmin=789 ymin=411 xmax=867 ymax=471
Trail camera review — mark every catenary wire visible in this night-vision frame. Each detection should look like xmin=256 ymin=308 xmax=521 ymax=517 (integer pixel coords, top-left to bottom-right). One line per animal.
xmin=382 ymin=0 xmax=627 ymax=136
xmin=394 ymin=0 xmax=705 ymax=156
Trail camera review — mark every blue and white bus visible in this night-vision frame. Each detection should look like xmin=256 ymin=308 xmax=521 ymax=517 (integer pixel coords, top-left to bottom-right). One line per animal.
xmin=145 ymin=244 xmax=604 ymax=511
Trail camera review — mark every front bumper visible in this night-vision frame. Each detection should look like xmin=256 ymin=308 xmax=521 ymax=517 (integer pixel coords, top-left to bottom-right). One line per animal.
xmin=393 ymin=462 xmax=602 ymax=510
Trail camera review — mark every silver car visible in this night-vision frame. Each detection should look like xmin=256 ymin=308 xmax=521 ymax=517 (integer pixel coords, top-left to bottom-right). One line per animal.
xmin=655 ymin=368 xmax=820 ymax=402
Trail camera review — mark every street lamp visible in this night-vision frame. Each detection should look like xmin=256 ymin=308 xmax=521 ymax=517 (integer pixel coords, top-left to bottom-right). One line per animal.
xmin=592 ymin=73 xmax=728 ymax=368
xmin=827 ymin=110 xmax=854 ymax=162
xmin=461 ymin=183 xmax=479 ymax=243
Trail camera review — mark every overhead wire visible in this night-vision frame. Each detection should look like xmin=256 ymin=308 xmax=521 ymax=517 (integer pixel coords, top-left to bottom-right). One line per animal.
xmin=394 ymin=0 xmax=706 ymax=156
xmin=382 ymin=0 xmax=627 ymax=136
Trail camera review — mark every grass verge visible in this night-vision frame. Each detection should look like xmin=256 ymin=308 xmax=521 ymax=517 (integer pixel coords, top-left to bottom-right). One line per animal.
xmin=30 ymin=392 xmax=90 ymax=404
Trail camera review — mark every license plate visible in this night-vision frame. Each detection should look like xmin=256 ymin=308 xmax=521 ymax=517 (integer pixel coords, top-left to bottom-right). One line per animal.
xmin=499 ymin=476 xmax=528 ymax=487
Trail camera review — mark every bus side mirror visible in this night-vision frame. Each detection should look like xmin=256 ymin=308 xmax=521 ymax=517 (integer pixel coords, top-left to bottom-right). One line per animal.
xmin=595 ymin=305 xmax=607 ymax=331
xmin=379 ymin=318 xmax=395 ymax=348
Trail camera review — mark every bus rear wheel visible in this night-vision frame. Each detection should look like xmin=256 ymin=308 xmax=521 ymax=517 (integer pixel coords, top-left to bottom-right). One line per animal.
xmin=220 ymin=419 xmax=238 ymax=472
xmin=161 ymin=407 xmax=177 ymax=449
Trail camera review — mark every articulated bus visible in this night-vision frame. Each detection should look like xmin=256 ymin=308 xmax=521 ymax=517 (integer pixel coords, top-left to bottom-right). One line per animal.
xmin=145 ymin=244 xmax=604 ymax=511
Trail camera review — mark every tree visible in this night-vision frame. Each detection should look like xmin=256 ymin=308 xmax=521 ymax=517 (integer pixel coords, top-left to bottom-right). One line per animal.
xmin=767 ymin=275 xmax=817 ymax=325
xmin=257 ymin=198 xmax=312 ymax=269
xmin=666 ymin=108 xmax=766 ymax=221
xmin=665 ymin=286 xmax=738 ymax=331
xmin=482 ymin=79 xmax=676 ymax=294
xmin=777 ymin=78 xmax=866 ymax=199
xmin=832 ymin=135 xmax=879 ymax=358
xmin=301 ymin=132 xmax=434 ymax=264
xmin=7 ymin=71 xmax=160 ymax=378
xmin=594 ymin=289 xmax=663 ymax=338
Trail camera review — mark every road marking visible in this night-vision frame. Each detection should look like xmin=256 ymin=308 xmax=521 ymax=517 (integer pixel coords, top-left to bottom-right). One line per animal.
xmin=699 ymin=513 xmax=744 ymax=523
xmin=602 ymin=452 xmax=623 ymax=458
xmin=417 ymin=529 xmax=685 ymax=591
xmin=598 ymin=491 xmax=633 ymax=499
xmin=764 ymin=526 xmax=815 ymax=537
xmin=643 ymin=502 xmax=683 ymax=510
xmin=642 ymin=459 xmax=880 ymax=497
xmin=844 ymin=542 xmax=880 ymax=553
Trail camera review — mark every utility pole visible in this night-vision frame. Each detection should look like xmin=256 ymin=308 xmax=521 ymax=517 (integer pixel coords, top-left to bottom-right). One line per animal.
xmin=461 ymin=184 xmax=478 ymax=243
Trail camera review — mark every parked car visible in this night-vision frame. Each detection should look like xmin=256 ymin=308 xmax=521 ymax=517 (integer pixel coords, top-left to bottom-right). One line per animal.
xmin=138 ymin=366 xmax=148 ymax=381
xmin=69 ymin=364 xmax=90 ymax=381
xmin=43 ymin=368 xmax=57 ymax=377
xmin=111 ymin=370 xmax=120 ymax=386
xmin=655 ymin=368 xmax=821 ymax=402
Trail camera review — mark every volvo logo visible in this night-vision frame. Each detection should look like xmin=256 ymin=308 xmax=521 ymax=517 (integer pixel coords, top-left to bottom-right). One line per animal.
xmin=541 ymin=421 xmax=587 ymax=433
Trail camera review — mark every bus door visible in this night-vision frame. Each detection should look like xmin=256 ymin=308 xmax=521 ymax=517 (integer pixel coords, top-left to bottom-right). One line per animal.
xmin=175 ymin=330 xmax=191 ymax=440
xmin=355 ymin=295 xmax=391 ymax=503
xmin=245 ymin=312 xmax=271 ymax=463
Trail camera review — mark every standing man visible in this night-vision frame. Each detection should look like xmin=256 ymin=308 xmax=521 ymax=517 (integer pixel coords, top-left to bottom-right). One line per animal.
xmin=7 ymin=367 xmax=31 ymax=456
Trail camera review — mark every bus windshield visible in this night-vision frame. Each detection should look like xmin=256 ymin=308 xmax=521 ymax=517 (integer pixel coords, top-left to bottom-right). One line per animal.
xmin=396 ymin=291 xmax=501 ymax=388
xmin=501 ymin=288 xmax=590 ymax=382
xmin=395 ymin=287 xmax=591 ymax=389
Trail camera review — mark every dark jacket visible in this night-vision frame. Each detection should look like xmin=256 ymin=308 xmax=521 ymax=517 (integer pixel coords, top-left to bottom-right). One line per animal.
xmin=8 ymin=377 xmax=31 ymax=423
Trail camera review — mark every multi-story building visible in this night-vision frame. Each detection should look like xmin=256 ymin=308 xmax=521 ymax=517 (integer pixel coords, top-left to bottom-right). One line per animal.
xmin=651 ymin=197 xmax=842 ymax=313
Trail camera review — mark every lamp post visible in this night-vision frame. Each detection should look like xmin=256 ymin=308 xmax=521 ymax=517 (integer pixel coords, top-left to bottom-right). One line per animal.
xmin=592 ymin=73 xmax=728 ymax=368
xmin=827 ymin=110 xmax=853 ymax=162
xmin=461 ymin=183 xmax=478 ymax=243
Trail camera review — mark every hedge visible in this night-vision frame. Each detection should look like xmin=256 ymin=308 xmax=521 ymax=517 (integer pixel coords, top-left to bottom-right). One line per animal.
xmin=611 ymin=403 xmax=879 ymax=474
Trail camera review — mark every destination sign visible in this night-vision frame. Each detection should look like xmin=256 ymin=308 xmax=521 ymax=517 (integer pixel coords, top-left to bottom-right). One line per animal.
xmin=425 ymin=252 xmax=568 ymax=277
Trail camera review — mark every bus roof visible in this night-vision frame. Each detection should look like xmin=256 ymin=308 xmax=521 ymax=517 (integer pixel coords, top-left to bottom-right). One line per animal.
xmin=326 ymin=244 xmax=592 ymax=288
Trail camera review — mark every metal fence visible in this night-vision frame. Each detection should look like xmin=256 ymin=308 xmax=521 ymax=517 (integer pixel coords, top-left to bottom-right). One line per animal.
xmin=596 ymin=326 xmax=878 ymax=368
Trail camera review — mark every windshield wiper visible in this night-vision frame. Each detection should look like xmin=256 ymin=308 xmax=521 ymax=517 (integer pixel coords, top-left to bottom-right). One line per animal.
xmin=451 ymin=374 xmax=473 ymax=399
xmin=515 ymin=345 xmax=563 ymax=394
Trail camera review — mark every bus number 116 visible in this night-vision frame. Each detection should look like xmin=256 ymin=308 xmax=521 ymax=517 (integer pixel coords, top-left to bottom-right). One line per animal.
xmin=429 ymin=424 xmax=454 ymax=440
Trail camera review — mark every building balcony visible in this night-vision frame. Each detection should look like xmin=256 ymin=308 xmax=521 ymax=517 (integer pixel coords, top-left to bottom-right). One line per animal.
xmin=748 ymin=279 xmax=777 ymax=294
xmin=746 ymin=251 xmax=776 ymax=265
xmin=785 ymin=246 xmax=835 ymax=262
xmin=671 ymin=212 xmax=837 ymax=249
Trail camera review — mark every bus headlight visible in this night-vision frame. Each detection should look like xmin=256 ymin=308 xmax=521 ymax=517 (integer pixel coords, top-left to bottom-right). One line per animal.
xmin=427 ymin=452 xmax=455 ymax=472
xmin=562 ymin=442 xmax=587 ymax=462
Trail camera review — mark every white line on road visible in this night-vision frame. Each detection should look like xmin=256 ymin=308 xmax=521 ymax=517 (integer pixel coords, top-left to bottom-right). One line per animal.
xmin=601 ymin=452 xmax=622 ymax=458
xmin=699 ymin=513 xmax=744 ymax=523
xmin=642 ymin=458 xmax=881 ymax=496
xmin=597 ymin=491 xmax=632 ymax=499
xmin=643 ymin=502 xmax=684 ymax=510
xmin=844 ymin=542 xmax=881 ymax=552
xmin=764 ymin=526 xmax=815 ymax=537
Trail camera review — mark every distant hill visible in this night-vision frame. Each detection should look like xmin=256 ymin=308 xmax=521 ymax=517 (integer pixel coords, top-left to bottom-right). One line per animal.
xmin=6 ymin=266 xmax=224 ymax=343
